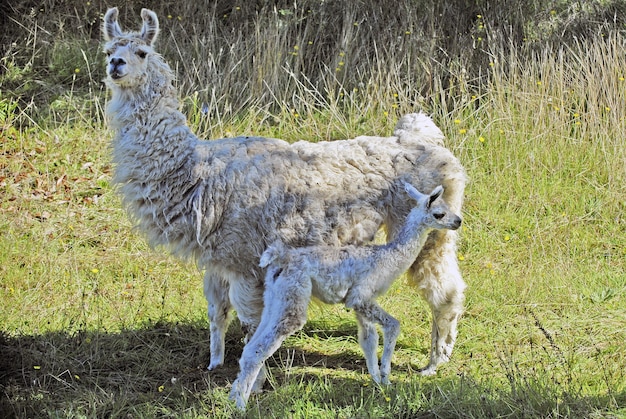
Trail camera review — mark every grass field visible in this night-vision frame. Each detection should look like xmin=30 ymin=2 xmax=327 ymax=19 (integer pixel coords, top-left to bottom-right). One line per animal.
xmin=1 ymin=2 xmax=626 ymax=418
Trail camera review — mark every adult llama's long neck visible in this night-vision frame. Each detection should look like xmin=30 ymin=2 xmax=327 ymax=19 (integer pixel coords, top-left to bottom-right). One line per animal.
xmin=106 ymin=55 xmax=181 ymax=131
xmin=102 ymin=6 xmax=195 ymax=185
xmin=106 ymin=53 xmax=195 ymax=185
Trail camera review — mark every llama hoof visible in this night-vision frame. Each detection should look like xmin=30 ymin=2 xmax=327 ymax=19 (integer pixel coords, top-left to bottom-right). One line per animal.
xmin=232 ymin=396 xmax=247 ymax=411
xmin=417 ymin=365 xmax=437 ymax=376
xmin=207 ymin=361 xmax=222 ymax=371
xmin=234 ymin=398 xmax=247 ymax=411
xmin=229 ymin=383 xmax=248 ymax=411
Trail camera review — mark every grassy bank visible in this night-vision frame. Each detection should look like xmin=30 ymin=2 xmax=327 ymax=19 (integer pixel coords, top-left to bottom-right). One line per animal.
xmin=1 ymin=1 xmax=625 ymax=417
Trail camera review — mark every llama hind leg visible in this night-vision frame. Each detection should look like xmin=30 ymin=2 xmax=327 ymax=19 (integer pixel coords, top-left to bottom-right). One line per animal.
xmin=354 ymin=311 xmax=381 ymax=383
xmin=354 ymin=302 xmax=400 ymax=384
xmin=230 ymin=325 xmax=291 ymax=410
xmin=203 ymin=272 xmax=232 ymax=370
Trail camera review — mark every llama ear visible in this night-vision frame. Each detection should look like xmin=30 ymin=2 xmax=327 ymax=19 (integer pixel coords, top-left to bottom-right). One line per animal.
xmin=403 ymin=181 xmax=425 ymax=202
xmin=140 ymin=9 xmax=159 ymax=45
xmin=259 ymin=241 xmax=283 ymax=268
xmin=103 ymin=7 xmax=123 ymax=41
xmin=428 ymin=185 xmax=444 ymax=207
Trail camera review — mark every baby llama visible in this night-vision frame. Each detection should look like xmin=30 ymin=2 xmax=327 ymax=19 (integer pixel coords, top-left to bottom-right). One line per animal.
xmin=102 ymin=7 xmax=467 ymax=404
xmin=230 ymin=183 xmax=462 ymax=408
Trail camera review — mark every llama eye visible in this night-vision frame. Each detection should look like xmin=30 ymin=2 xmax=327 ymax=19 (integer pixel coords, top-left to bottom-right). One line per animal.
xmin=136 ymin=50 xmax=147 ymax=59
xmin=433 ymin=213 xmax=445 ymax=220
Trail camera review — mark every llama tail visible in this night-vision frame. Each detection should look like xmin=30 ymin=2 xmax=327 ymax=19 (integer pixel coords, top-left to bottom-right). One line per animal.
xmin=393 ymin=112 xmax=445 ymax=146
xmin=259 ymin=240 xmax=287 ymax=268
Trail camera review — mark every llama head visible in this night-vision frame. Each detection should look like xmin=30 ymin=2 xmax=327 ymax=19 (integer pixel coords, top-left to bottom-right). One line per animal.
xmin=102 ymin=7 xmax=160 ymax=88
xmin=403 ymin=182 xmax=462 ymax=231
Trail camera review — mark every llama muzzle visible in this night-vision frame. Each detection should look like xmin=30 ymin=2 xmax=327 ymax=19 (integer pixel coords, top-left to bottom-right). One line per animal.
xmin=108 ymin=57 xmax=126 ymax=79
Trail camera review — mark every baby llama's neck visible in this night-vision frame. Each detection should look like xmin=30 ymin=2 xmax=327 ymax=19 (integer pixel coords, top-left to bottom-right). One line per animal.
xmin=381 ymin=210 xmax=432 ymax=273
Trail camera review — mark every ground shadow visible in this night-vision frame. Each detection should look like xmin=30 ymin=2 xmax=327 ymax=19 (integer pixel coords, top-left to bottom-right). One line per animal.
xmin=0 ymin=319 xmax=390 ymax=417
xmin=1 ymin=321 xmax=623 ymax=418
xmin=0 ymin=322 xmax=231 ymax=417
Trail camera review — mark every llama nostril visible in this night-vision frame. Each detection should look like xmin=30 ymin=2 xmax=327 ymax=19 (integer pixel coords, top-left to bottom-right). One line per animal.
xmin=110 ymin=57 xmax=126 ymax=67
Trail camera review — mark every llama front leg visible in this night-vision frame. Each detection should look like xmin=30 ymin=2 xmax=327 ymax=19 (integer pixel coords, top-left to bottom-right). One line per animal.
xmin=421 ymin=300 xmax=463 ymax=376
xmin=203 ymin=272 xmax=232 ymax=370
xmin=409 ymin=238 xmax=466 ymax=376
xmin=354 ymin=302 xmax=400 ymax=384
xmin=227 ymin=276 xmax=268 ymax=392
xmin=230 ymin=274 xmax=310 ymax=410
xmin=230 ymin=325 xmax=290 ymax=410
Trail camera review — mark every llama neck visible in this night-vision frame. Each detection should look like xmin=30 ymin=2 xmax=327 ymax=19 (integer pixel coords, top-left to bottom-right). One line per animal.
xmin=381 ymin=211 xmax=432 ymax=273
xmin=106 ymin=56 xmax=195 ymax=183
xmin=106 ymin=57 xmax=184 ymax=131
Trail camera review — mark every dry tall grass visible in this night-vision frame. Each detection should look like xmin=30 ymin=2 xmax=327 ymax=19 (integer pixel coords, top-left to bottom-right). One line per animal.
xmin=2 ymin=0 xmax=624 ymax=122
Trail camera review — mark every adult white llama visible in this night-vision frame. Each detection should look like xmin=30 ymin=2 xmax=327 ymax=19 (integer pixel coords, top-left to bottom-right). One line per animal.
xmin=102 ymin=6 xmax=466 ymax=391
xmin=230 ymin=183 xmax=462 ymax=408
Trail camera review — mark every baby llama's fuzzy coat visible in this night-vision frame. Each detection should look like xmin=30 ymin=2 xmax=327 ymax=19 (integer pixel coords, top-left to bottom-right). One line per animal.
xmin=102 ymin=6 xmax=467 ymax=388
xmin=227 ymin=183 xmax=462 ymax=408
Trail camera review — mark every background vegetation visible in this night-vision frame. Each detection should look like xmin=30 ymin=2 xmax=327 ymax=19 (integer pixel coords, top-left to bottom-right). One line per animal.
xmin=1 ymin=0 xmax=625 ymax=417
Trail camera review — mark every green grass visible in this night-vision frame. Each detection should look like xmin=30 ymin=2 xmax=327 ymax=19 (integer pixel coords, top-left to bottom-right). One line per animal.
xmin=2 ymin=2 xmax=626 ymax=417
